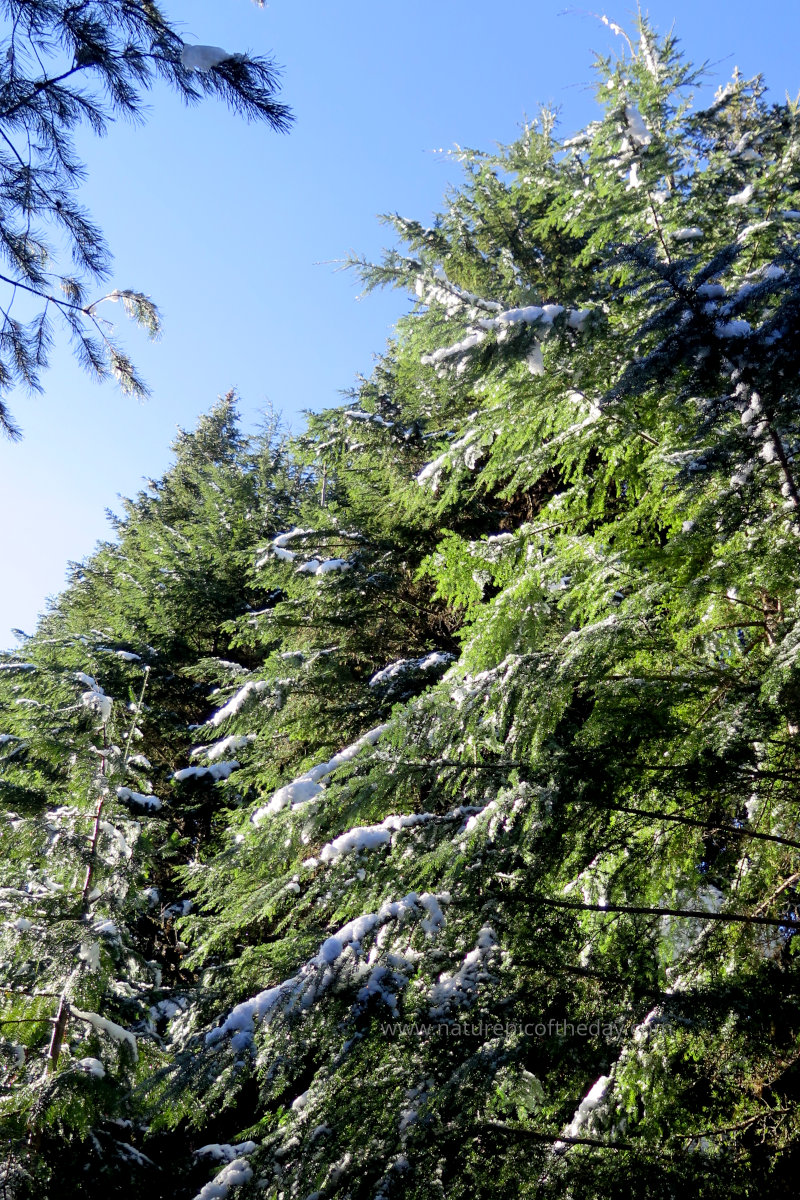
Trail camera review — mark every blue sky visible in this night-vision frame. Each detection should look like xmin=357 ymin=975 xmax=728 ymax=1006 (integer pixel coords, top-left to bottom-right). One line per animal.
xmin=2 ymin=0 xmax=799 ymax=645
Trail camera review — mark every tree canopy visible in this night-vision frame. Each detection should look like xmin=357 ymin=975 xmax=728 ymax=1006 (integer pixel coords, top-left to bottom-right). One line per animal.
xmin=0 ymin=0 xmax=292 ymax=438
xmin=1 ymin=19 xmax=800 ymax=1200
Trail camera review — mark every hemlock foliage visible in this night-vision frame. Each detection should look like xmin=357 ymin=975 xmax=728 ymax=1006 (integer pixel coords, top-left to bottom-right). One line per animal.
xmin=2 ymin=21 xmax=800 ymax=1199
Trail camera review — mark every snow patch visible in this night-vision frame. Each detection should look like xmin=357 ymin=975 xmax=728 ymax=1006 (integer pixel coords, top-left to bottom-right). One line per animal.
xmin=116 ymin=787 xmax=162 ymax=812
xmin=181 ymin=44 xmax=236 ymax=72
xmin=672 ymin=227 xmax=704 ymax=241
xmin=252 ymin=724 xmax=390 ymax=824
xmin=206 ymin=682 xmax=267 ymax=729
xmin=429 ymin=926 xmax=496 ymax=1017
xmin=369 ymin=652 xmax=453 ymax=698
xmin=173 ymin=761 xmax=241 ymax=783
xmin=192 ymin=1157 xmax=254 ymax=1200
xmin=727 ymin=184 xmax=755 ymax=207
xmin=70 ymin=1007 xmax=138 ymax=1060
xmin=206 ymin=893 xmax=435 ymax=1043
xmin=76 ymin=1057 xmax=105 ymax=1079
xmin=192 ymin=735 xmax=255 ymax=762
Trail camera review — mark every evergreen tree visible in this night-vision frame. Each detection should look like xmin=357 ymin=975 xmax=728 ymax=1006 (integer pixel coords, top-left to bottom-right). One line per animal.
xmin=0 ymin=397 xmax=305 ymax=1195
xmin=3 ymin=17 xmax=800 ymax=1200
xmin=0 ymin=1 xmax=292 ymax=438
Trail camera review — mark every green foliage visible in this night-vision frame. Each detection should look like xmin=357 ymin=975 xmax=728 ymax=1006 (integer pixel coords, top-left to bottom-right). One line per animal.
xmin=3 ymin=17 xmax=800 ymax=1199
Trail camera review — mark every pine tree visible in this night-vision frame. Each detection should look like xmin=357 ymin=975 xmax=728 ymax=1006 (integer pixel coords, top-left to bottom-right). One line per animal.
xmin=0 ymin=1 xmax=292 ymax=438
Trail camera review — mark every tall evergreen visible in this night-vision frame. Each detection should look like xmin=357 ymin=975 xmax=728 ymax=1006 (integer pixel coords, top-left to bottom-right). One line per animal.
xmin=3 ymin=19 xmax=800 ymax=1199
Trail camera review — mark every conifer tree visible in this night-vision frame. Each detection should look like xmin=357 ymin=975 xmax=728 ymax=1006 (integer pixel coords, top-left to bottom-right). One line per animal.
xmin=0 ymin=397 xmax=305 ymax=1195
xmin=3 ymin=17 xmax=800 ymax=1200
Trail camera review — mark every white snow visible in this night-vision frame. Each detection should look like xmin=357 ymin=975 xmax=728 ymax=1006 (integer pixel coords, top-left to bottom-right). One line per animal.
xmin=206 ymin=681 xmax=267 ymax=729
xmin=429 ymin=926 xmax=496 ymax=1017
xmin=315 ymin=805 xmax=479 ymax=866
xmin=639 ymin=30 xmax=662 ymax=79
xmin=418 ymin=893 xmax=446 ymax=934
xmin=173 ymin=761 xmax=241 ymax=783
xmin=181 ymin=44 xmax=235 ymax=72
xmin=252 ymin=723 xmax=390 ymax=824
xmin=206 ymin=893 xmax=433 ymax=1043
xmin=76 ymin=1057 xmax=105 ymax=1079
xmin=526 ymin=343 xmax=545 ymax=375
xmin=344 ymin=409 xmax=392 ymax=428
xmin=195 ymin=1142 xmax=258 ymax=1163
xmin=70 ymin=1007 xmax=138 ymax=1060
xmin=555 ymin=1075 xmax=613 ymax=1148
xmin=297 ymin=558 xmax=352 ymax=576
xmin=98 ymin=821 xmax=133 ymax=864
xmin=415 ymin=449 xmax=450 ymax=489
xmin=420 ymin=297 xmax=592 ymax=375
xmin=257 ymin=527 xmax=313 ymax=567
xmin=93 ymin=915 xmax=120 ymax=936
xmin=696 ymin=283 xmax=726 ymax=298
xmin=624 ymin=103 xmax=652 ymax=147
xmin=414 ymin=271 xmax=502 ymax=315
xmin=356 ymin=964 xmax=401 ymax=1011
xmin=116 ymin=787 xmax=162 ymax=812
xmin=727 ymin=184 xmax=755 ymax=207
xmin=127 ymin=754 xmax=152 ymax=770
xmin=192 ymin=1157 xmax=254 ymax=1200
xmin=567 ymin=308 xmax=592 ymax=332
xmin=273 ymin=528 xmax=312 ymax=548
xmin=79 ymin=941 xmax=102 ymax=971
xmin=369 ymin=652 xmax=453 ymax=696
xmin=78 ymin=674 xmax=113 ymax=724
xmin=421 ymin=330 xmax=486 ymax=366
xmin=319 ymin=825 xmax=391 ymax=862
xmin=672 ymin=227 xmax=704 ymax=241
xmin=714 ymin=319 xmax=751 ymax=338
xmin=192 ymin=734 xmax=255 ymax=762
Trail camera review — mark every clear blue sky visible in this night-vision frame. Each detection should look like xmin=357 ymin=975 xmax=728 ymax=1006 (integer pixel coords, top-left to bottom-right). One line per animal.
xmin=2 ymin=0 xmax=798 ymax=645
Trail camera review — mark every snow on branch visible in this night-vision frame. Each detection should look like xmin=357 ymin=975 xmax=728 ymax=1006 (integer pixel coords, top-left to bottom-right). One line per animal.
xmin=69 ymin=1007 xmax=138 ymax=1060
xmin=311 ymin=803 xmax=484 ymax=866
xmin=192 ymin=1156 xmax=254 ymax=1200
xmin=414 ymin=269 xmax=503 ymax=316
xmin=205 ymin=681 xmax=268 ymax=729
xmin=369 ymin=652 xmax=454 ymax=699
xmin=420 ymin=303 xmax=593 ymax=373
xmin=181 ymin=44 xmax=241 ymax=73
xmin=428 ymin=926 xmax=496 ymax=1017
xmin=173 ymin=761 xmax=241 ymax=783
xmin=191 ymin=735 xmax=255 ymax=762
xmin=76 ymin=672 xmax=113 ymax=724
xmin=205 ymin=891 xmax=448 ymax=1046
xmin=252 ymin=724 xmax=390 ymax=824
xmin=256 ymin=526 xmax=313 ymax=567
xmin=115 ymin=787 xmax=162 ymax=812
